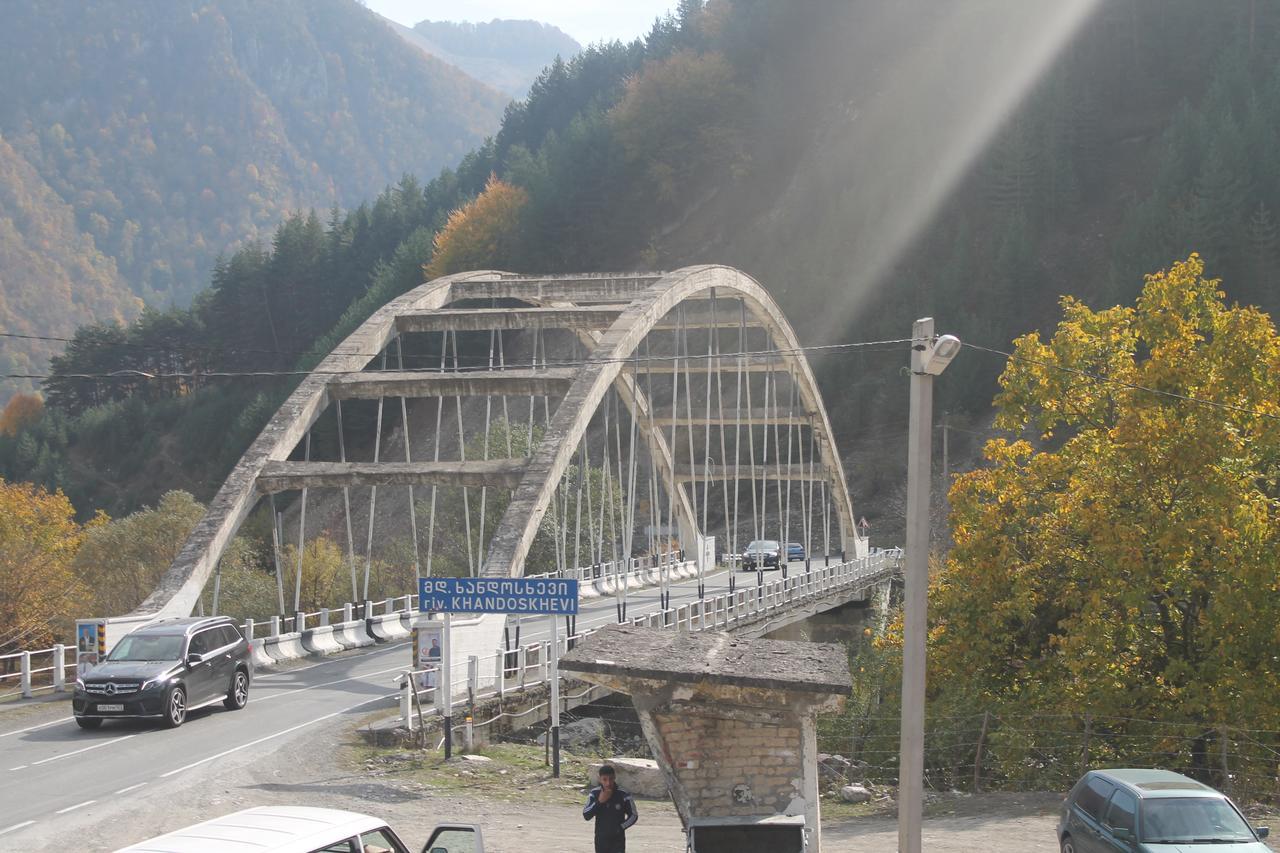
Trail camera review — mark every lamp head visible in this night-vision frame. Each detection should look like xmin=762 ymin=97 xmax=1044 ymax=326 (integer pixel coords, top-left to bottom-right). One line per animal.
xmin=914 ymin=333 xmax=961 ymax=376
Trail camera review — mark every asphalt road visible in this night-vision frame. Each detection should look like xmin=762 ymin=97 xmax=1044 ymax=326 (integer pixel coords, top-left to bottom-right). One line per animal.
xmin=0 ymin=560 xmax=807 ymax=847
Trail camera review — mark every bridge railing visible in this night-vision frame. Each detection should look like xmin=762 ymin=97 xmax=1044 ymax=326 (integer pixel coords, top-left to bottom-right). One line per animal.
xmin=399 ymin=549 xmax=903 ymax=730
xmin=525 ymin=551 xmax=685 ymax=584
xmin=0 ymin=645 xmax=72 ymax=700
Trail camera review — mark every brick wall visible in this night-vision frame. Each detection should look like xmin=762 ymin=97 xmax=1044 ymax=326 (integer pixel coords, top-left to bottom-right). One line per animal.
xmin=654 ymin=711 xmax=804 ymax=817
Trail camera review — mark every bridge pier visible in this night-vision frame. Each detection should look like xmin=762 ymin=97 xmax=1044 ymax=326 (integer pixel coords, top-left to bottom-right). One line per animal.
xmin=561 ymin=624 xmax=850 ymax=853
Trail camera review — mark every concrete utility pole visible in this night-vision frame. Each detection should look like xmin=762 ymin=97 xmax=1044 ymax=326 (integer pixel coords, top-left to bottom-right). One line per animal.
xmin=899 ymin=318 xmax=960 ymax=853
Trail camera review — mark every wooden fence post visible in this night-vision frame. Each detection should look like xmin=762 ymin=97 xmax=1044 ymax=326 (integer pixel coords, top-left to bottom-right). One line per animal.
xmin=1219 ymin=727 xmax=1231 ymax=795
xmin=1080 ymin=713 xmax=1093 ymax=777
xmin=973 ymin=711 xmax=990 ymax=792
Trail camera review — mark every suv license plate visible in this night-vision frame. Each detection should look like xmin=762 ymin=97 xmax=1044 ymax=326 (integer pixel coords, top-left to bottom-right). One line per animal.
xmin=96 ymin=704 xmax=124 ymax=712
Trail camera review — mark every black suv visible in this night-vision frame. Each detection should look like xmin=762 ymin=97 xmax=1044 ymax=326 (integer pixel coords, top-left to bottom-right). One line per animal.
xmin=73 ymin=616 xmax=253 ymax=729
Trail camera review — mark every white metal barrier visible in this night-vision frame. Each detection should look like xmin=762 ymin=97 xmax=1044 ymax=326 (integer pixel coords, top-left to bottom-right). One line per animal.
xmin=0 ymin=644 xmax=71 ymax=700
xmin=398 ymin=550 xmax=902 ymax=728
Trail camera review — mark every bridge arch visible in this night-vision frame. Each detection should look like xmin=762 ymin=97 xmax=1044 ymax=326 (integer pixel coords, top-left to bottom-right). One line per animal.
xmin=133 ymin=266 xmax=860 ymax=619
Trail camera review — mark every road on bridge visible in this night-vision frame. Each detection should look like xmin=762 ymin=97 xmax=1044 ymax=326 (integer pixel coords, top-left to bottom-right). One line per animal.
xmin=0 ymin=562 xmax=816 ymax=849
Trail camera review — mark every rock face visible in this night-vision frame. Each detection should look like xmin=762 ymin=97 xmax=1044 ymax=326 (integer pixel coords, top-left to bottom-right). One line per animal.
xmin=584 ymin=757 xmax=670 ymax=799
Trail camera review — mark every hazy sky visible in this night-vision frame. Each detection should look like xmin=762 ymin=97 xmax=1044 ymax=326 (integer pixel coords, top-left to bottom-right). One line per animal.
xmin=362 ymin=0 xmax=677 ymax=45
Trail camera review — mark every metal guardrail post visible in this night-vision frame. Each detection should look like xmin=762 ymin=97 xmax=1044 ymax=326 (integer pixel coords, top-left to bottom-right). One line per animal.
xmin=52 ymin=644 xmax=66 ymax=692
xmin=295 ymin=610 xmax=305 ymax=632
xmin=319 ymin=607 xmax=330 ymax=627
xmin=20 ymin=651 xmax=32 ymax=698
xmin=269 ymin=615 xmax=280 ymax=637
xmin=244 ymin=619 xmax=255 ymax=642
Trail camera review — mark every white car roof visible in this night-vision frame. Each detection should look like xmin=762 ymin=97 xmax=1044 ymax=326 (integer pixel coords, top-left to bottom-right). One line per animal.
xmin=114 ymin=806 xmax=394 ymax=853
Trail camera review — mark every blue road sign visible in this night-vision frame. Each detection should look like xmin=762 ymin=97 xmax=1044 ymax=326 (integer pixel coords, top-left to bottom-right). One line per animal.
xmin=418 ymin=577 xmax=579 ymax=615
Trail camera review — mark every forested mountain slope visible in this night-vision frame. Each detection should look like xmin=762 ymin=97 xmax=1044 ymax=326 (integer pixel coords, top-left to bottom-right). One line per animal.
xmin=0 ymin=0 xmax=506 ymax=394
xmin=7 ymin=0 xmax=1280 ymax=528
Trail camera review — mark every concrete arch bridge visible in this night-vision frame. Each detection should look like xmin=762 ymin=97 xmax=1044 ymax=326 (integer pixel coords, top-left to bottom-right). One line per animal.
xmin=100 ymin=267 xmax=892 ymax=665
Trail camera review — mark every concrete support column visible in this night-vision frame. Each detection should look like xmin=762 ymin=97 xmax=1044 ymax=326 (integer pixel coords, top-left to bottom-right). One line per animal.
xmin=52 ymin=644 xmax=66 ymax=692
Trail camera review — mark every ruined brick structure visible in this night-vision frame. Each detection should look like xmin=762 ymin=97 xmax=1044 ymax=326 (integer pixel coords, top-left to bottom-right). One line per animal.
xmin=561 ymin=624 xmax=851 ymax=852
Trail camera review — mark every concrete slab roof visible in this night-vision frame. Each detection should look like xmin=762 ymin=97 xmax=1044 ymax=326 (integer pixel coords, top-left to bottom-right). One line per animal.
xmin=559 ymin=624 xmax=851 ymax=696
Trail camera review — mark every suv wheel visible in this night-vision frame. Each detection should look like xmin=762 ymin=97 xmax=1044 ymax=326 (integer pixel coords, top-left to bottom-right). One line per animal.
xmin=224 ymin=670 xmax=249 ymax=711
xmin=75 ymin=717 xmax=102 ymax=730
xmin=1060 ymin=836 xmax=1075 ymax=853
xmin=163 ymin=685 xmax=187 ymax=728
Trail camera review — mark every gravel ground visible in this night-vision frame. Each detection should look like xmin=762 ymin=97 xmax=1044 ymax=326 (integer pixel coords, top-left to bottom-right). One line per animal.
xmin=22 ymin=701 xmax=1278 ymax=852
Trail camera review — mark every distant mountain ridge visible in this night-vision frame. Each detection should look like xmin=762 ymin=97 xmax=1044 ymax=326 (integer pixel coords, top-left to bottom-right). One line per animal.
xmin=0 ymin=0 xmax=506 ymax=395
xmin=390 ymin=18 xmax=582 ymax=98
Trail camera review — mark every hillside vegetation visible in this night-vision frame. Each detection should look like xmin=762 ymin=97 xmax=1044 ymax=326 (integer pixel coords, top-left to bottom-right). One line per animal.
xmin=6 ymin=0 xmax=1280 ymax=529
xmin=0 ymin=0 xmax=506 ymax=394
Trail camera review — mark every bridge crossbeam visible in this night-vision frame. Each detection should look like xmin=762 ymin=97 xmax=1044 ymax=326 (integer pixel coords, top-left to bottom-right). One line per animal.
xmin=327 ymin=369 xmax=576 ymax=399
xmin=256 ymin=460 xmax=528 ymax=493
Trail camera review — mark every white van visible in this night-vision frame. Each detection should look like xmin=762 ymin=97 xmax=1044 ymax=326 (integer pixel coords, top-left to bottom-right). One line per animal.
xmin=113 ymin=806 xmax=482 ymax=853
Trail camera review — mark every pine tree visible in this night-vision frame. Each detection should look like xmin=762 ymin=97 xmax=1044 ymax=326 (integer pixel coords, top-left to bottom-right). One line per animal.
xmin=1191 ymin=140 xmax=1244 ymax=274
xmin=1245 ymin=201 xmax=1279 ymax=301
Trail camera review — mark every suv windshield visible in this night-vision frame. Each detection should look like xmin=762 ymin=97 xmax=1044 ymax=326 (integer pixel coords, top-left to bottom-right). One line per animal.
xmin=747 ymin=541 xmax=779 ymax=551
xmin=1141 ymin=797 xmax=1255 ymax=843
xmin=107 ymin=634 xmax=185 ymax=662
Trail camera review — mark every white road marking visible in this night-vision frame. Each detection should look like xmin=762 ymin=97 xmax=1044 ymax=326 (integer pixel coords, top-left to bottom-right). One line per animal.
xmin=114 ymin=782 xmax=147 ymax=795
xmin=159 ymin=693 xmax=395 ymax=779
xmin=29 ymin=734 xmax=136 ymax=767
xmin=54 ymin=800 xmax=95 ymax=814
xmin=0 ymin=821 xmax=35 ymax=836
xmin=254 ymin=665 xmax=405 ymax=702
xmin=8 ymin=765 xmax=27 ymax=771
xmin=0 ymin=716 xmax=74 ymax=738
xmin=254 ymin=642 xmax=407 ymax=680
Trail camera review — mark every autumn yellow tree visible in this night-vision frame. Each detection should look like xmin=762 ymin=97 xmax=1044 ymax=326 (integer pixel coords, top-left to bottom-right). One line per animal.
xmin=933 ymin=256 xmax=1280 ymax=740
xmin=0 ymin=393 xmax=43 ymax=436
xmin=279 ymin=537 xmax=349 ymax=612
xmin=72 ymin=490 xmax=204 ymax=616
xmin=424 ymin=175 xmax=528 ymax=279
xmin=0 ymin=479 xmax=93 ymax=653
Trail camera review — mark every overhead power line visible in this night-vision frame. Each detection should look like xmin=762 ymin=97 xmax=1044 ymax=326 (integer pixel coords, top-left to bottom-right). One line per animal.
xmin=0 ymin=338 xmax=914 ymax=382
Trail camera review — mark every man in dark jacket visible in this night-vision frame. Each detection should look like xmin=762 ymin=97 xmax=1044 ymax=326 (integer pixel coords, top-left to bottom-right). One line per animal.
xmin=583 ymin=764 xmax=638 ymax=853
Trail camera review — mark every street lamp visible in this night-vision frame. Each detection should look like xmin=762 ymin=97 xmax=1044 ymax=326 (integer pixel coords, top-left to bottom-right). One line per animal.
xmin=899 ymin=318 xmax=959 ymax=853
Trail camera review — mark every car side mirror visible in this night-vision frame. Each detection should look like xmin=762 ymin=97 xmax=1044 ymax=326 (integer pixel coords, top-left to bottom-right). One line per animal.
xmin=1109 ymin=827 xmax=1132 ymax=842
xmin=186 ymin=652 xmax=203 ymax=665
xmin=1257 ymin=826 xmax=1270 ymax=839
xmin=422 ymin=825 xmax=480 ymax=853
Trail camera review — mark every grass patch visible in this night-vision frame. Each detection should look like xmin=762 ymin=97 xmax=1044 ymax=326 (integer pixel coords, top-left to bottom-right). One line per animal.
xmin=351 ymin=741 xmax=603 ymax=805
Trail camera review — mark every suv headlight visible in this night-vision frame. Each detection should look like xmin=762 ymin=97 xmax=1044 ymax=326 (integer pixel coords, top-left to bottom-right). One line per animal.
xmin=141 ymin=676 xmax=168 ymax=691
xmin=74 ymin=678 xmax=85 ymax=690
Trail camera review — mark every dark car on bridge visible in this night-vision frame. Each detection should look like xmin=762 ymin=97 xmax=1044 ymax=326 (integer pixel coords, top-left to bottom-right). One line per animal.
xmin=786 ymin=542 xmax=805 ymax=562
xmin=742 ymin=540 xmax=781 ymax=570
xmin=73 ymin=616 xmax=252 ymax=730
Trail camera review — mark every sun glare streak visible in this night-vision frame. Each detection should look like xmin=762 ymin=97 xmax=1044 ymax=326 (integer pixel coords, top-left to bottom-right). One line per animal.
xmin=814 ymin=0 xmax=1105 ymax=345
